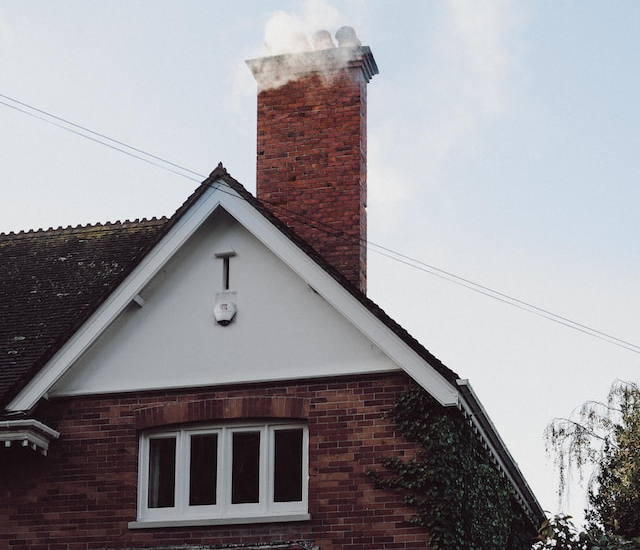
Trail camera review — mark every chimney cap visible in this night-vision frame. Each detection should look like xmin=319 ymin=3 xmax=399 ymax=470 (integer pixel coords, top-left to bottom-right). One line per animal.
xmin=246 ymin=45 xmax=378 ymax=88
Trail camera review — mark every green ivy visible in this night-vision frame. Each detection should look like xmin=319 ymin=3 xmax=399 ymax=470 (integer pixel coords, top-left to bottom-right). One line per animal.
xmin=367 ymin=386 xmax=534 ymax=550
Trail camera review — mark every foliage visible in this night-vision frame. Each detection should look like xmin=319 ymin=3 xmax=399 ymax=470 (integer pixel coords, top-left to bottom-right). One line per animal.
xmin=533 ymin=514 xmax=640 ymax=550
xmin=367 ymin=386 xmax=534 ymax=550
xmin=545 ymin=381 xmax=640 ymax=538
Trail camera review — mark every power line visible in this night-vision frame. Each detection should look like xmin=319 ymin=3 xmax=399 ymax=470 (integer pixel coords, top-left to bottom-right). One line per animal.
xmin=257 ymin=199 xmax=640 ymax=355
xmin=2 ymin=93 xmax=638 ymax=355
xmin=0 ymin=93 xmax=205 ymax=183
xmin=369 ymin=245 xmax=640 ymax=354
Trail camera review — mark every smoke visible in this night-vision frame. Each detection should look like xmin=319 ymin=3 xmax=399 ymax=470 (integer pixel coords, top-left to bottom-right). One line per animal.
xmin=443 ymin=0 xmax=520 ymax=119
xmin=369 ymin=0 xmax=526 ymax=232
xmin=0 ymin=7 xmax=13 ymax=48
xmin=244 ymin=0 xmax=364 ymax=91
xmin=262 ymin=0 xmax=342 ymax=56
xmin=0 ymin=7 xmax=15 ymax=75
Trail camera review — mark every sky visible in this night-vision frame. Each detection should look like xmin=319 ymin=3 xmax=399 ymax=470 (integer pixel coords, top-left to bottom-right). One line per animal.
xmin=2 ymin=0 xmax=640 ymax=526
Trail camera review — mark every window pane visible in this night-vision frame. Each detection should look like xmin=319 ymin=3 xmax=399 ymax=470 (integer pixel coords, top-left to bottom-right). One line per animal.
xmin=148 ymin=437 xmax=176 ymax=508
xmin=189 ymin=434 xmax=218 ymax=506
xmin=231 ymin=431 xmax=260 ymax=504
xmin=274 ymin=429 xmax=303 ymax=502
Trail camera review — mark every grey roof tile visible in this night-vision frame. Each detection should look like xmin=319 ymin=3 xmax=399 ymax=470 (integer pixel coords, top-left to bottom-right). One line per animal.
xmin=0 ymin=219 xmax=167 ymax=407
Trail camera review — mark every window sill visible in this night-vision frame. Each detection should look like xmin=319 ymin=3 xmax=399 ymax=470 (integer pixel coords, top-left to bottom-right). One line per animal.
xmin=128 ymin=512 xmax=311 ymax=529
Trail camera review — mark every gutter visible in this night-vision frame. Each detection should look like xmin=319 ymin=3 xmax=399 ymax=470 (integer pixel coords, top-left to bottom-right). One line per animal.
xmin=456 ymin=379 xmax=546 ymax=525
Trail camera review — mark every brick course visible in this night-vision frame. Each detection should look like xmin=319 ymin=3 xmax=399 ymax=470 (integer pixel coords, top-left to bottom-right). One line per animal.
xmin=0 ymin=372 xmax=431 ymax=550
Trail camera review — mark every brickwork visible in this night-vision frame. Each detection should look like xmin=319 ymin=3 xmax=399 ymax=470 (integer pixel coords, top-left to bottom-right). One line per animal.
xmin=0 ymin=372 xmax=431 ymax=550
xmin=253 ymin=50 xmax=373 ymax=292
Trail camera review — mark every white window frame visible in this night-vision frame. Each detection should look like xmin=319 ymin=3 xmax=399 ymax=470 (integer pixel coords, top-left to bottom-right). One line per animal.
xmin=134 ymin=422 xmax=309 ymax=527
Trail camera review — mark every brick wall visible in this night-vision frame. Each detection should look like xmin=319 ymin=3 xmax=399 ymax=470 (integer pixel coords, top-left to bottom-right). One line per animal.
xmin=0 ymin=372 xmax=431 ymax=550
xmin=252 ymin=49 xmax=375 ymax=293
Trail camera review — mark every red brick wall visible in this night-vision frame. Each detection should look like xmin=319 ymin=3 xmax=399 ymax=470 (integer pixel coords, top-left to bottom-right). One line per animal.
xmin=254 ymin=56 xmax=370 ymax=292
xmin=0 ymin=372 xmax=431 ymax=550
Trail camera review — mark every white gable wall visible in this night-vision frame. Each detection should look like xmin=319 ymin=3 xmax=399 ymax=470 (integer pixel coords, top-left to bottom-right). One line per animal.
xmin=51 ymin=208 xmax=399 ymax=397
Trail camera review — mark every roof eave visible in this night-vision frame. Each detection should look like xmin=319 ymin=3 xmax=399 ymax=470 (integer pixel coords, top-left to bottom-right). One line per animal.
xmin=456 ymin=379 xmax=545 ymax=524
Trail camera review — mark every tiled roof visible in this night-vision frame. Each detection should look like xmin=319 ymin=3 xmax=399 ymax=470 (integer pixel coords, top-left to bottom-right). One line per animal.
xmin=0 ymin=165 xmax=458 ymax=410
xmin=0 ymin=219 xmax=168 ymax=407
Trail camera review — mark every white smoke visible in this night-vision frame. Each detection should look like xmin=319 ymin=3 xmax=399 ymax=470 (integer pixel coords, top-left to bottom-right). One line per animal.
xmin=0 ymin=7 xmax=14 ymax=52
xmin=0 ymin=7 xmax=16 ymax=77
xmin=443 ymin=0 xmax=520 ymax=119
xmin=262 ymin=0 xmax=342 ymax=56
xmin=369 ymin=0 xmax=526 ymax=232
xmin=246 ymin=0 xmax=366 ymax=91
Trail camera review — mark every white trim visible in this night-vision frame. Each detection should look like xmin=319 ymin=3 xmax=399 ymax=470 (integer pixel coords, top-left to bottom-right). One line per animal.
xmin=49 ymin=367 xmax=401 ymax=399
xmin=128 ymin=513 xmax=311 ymax=529
xmin=219 ymin=193 xmax=458 ymax=406
xmin=456 ymin=379 xmax=544 ymax=522
xmin=7 ymin=178 xmax=457 ymax=411
xmin=137 ymin=422 xmax=308 ymax=524
xmin=0 ymin=419 xmax=60 ymax=455
xmin=132 ymin=294 xmax=147 ymax=308
xmin=7 ymin=183 xmax=222 ymax=412
xmin=0 ymin=419 xmax=60 ymax=438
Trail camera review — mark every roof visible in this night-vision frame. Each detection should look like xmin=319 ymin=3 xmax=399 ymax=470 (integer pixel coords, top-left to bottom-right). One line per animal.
xmin=0 ymin=218 xmax=168 ymax=408
xmin=0 ymin=165 xmax=457 ymax=410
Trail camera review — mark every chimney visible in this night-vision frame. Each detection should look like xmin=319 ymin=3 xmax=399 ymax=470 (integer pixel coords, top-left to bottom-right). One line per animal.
xmin=246 ymin=27 xmax=378 ymax=293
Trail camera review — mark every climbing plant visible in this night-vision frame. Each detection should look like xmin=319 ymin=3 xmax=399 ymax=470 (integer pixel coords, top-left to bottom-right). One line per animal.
xmin=367 ymin=386 xmax=534 ymax=550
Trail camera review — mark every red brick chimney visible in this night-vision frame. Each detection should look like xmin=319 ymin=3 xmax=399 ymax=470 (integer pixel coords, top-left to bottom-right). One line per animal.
xmin=246 ymin=27 xmax=378 ymax=293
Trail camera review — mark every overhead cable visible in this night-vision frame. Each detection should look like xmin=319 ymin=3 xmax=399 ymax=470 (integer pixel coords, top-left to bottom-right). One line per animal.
xmin=2 ymin=93 xmax=638 ymax=355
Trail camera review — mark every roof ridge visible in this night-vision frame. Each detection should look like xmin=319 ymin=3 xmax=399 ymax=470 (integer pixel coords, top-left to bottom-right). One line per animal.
xmin=0 ymin=217 xmax=169 ymax=240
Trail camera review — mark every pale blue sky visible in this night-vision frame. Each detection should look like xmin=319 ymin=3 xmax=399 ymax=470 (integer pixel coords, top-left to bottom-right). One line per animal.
xmin=2 ymin=0 xmax=640 ymax=523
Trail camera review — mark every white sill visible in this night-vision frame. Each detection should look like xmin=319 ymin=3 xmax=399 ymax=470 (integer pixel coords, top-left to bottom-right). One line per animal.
xmin=128 ymin=513 xmax=311 ymax=529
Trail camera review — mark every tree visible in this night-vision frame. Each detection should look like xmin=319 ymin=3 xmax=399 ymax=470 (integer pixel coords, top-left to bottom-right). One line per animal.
xmin=545 ymin=380 xmax=640 ymax=538
xmin=533 ymin=515 xmax=640 ymax=550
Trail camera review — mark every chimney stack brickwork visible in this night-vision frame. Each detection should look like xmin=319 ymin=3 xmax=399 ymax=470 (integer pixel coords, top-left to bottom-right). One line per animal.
xmin=248 ymin=40 xmax=378 ymax=292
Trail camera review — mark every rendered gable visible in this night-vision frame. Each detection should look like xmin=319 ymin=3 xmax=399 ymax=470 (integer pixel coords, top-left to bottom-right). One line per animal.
xmin=51 ymin=208 xmax=399 ymax=397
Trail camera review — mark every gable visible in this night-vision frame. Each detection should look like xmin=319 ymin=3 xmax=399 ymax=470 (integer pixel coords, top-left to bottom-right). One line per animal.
xmin=51 ymin=208 xmax=398 ymax=397
xmin=6 ymin=176 xmax=458 ymax=411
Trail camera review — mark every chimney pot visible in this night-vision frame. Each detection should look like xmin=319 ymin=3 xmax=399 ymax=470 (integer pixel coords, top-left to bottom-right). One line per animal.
xmin=312 ymin=29 xmax=336 ymax=50
xmin=335 ymin=26 xmax=361 ymax=48
xmin=291 ymin=32 xmax=312 ymax=53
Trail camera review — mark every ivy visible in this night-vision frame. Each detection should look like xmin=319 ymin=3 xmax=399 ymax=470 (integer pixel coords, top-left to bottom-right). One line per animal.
xmin=367 ymin=386 xmax=534 ymax=550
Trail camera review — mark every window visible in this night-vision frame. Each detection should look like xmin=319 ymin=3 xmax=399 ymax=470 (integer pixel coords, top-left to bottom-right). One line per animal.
xmin=137 ymin=423 xmax=308 ymax=524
